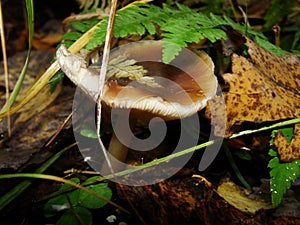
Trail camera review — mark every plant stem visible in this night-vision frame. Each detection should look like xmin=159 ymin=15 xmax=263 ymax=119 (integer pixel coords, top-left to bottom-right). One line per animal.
xmin=229 ymin=117 xmax=300 ymax=139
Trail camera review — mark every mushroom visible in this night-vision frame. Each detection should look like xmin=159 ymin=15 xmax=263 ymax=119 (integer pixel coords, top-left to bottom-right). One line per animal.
xmin=56 ymin=40 xmax=217 ymax=172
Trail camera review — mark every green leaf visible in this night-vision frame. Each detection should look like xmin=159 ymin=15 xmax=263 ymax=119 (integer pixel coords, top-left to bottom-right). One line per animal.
xmin=59 ymin=177 xmax=81 ymax=190
xmin=44 ymin=178 xmax=80 ymax=217
xmin=80 ymin=128 xmax=98 ymax=139
xmin=56 ymin=207 xmax=92 ymax=225
xmin=268 ymin=149 xmax=278 ymax=157
xmin=78 ymin=179 xmax=112 ymax=209
xmin=48 ymin=70 xmax=65 ymax=93
xmin=87 ymin=2 xmax=228 ymax=62
xmin=162 ymin=41 xmax=183 ymax=64
xmin=277 ymin=127 xmax=294 ymax=142
xmin=44 ymin=194 xmax=71 ymax=218
xmin=85 ymin=18 xmax=107 ymax=50
xmin=268 ymin=157 xmax=300 ymax=207
xmin=62 ymin=32 xmax=83 ymax=41
xmin=255 ymin=36 xmax=287 ymax=56
xmin=71 ymin=20 xmax=96 ymax=33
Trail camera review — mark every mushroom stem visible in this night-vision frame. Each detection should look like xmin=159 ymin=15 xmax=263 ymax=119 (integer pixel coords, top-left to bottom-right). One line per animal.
xmin=108 ymin=132 xmax=128 ymax=164
xmin=106 ymin=116 xmax=136 ymax=171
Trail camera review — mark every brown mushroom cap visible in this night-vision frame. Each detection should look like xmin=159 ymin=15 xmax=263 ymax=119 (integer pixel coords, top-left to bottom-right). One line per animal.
xmin=57 ymin=40 xmax=217 ymax=120
xmin=102 ymin=40 xmax=217 ymax=120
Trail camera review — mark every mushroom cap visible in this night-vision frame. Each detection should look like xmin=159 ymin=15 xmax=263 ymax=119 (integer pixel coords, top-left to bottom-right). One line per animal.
xmin=102 ymin=40 xmax=217 ymax=120
xmin=56 ymin=41 xmax=217 ymax=121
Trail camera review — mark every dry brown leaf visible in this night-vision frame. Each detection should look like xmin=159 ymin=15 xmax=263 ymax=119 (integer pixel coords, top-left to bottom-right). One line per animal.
xmin=208 ymin=37 xmax=300 ymax=138
xmin=275 ymin=123 xmax=300 ymax=162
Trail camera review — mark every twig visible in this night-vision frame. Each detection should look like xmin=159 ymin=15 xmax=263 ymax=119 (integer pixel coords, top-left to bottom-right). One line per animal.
xmin=96 ymin=0 xmax=118 ymax=174
xmin=45 ymin=112 xmax=73 ymax=147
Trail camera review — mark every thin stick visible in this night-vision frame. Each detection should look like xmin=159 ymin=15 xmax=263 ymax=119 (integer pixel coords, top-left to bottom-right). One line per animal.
xmin=96 ymin=0 xmax=118 ymax=174
xmin=45 ymin=112 xmax=73 ymax=147
xmin=0 ymin=0 xmax=11 ymax=136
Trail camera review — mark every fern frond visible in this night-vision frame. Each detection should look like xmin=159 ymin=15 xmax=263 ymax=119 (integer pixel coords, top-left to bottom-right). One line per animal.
xmin=85 ymin=3 xmax=164 ymax=49
xmin=86 ymin=2 xmax=227 ymax=62
xmin=67 ymin=1 xmax=288 ymax=63
xmin=116 ymin=4 xmax=159 ymax=36
xmin=62 ymin=15 xmax=100 ymax=48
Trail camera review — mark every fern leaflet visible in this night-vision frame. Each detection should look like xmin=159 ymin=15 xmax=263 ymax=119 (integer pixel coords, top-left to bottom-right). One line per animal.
xmin=86 ymin=3 xmax=228 ymax=63
xmin=64 ymin=1 xmax=289 ymax=63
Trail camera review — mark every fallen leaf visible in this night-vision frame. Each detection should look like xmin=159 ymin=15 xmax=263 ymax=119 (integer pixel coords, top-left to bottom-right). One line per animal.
xmin=208 ymin=37 xmax=300 ymax=137
xmin=275 ymin=123 xmax=300 ymax=162
xmin=217 ymin=180 xmax=273 ymax=214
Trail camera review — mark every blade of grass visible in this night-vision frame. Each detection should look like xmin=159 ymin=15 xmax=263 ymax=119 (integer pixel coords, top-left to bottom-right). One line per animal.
xmin=0 ymin=172 xmax=129 ymax=214
xmin=0 ymin=143 xmax=77 ymax=211
xmin=0 ymin=0 xmax=34 ymax=113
